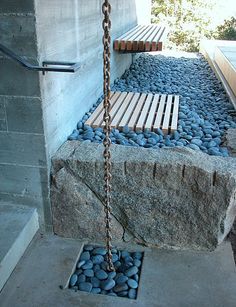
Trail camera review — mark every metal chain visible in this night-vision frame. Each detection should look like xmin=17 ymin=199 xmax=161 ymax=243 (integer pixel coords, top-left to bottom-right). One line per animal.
xmin=102 ymin=0 xmax=114 ymax=272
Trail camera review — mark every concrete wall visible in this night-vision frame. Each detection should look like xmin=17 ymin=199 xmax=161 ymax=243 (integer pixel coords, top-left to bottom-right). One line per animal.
xmin=0 ymin=0 xmax=138 ymax=229
xmin=35 ymin=0 xmax=137 ymax=157
xmin=0 ymin=2 xmax=50 ymax=227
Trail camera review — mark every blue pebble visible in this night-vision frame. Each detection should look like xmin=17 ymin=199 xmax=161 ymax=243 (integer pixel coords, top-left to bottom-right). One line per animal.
xmin=77 ymin=260 xmax=86 ymax=269
xmin=132 ymin=252 xmax=143 ymax=260
xmin=78 ymin=282 xmax=93 ymax=293
xmin=91 ymin=255 xmax=104 ymax=264
xmin=125 ymin=266 xmax=138 ymax=277
xmin=116 ymin=275 xmax=128 ymax=284
xmin=108 ymin=292 xmax=117 ymax=297
xmin=208 ymin=147 xmax=221 ymax=156
xmin=118 ymin=291 xmax=128 ymax=297
xmin=93 ymin=264 xmax=100 ymax=272
xmin=114 ymin=283 xmax=129 ymax=293
xmin=92 ymin=247 xmax=107 ymax=256
xmin=82 ymin=260 xmax=93 ymax=270
xmin=95 ymin=269 xmax=108 ymax=280
xmin=91 ymin=288 xmax=101 ymax=294
xmin=133 ymin=259 xmax=141 ymax=268
xmin=127 ymin=279 xmax=138 ymax=289
xmin=114 ymin=261 xmax=122 ymax=269
xmin=112 ymin=254 xmax=119 ymax=262
xmin=189 ymin=144 xmax=200 ymax=151
xmin=70 ymin=274 xmax=78 ymax=287
xmin=101 ymin=279 xmax=116 ymax=291
xmin=133 ymin=274 xmax=139 ymax=282
xmin=80 ymin=251 xmax=90 ymax=261
xmin=191 ymin=139 xmax=202 ymax=147
xmin=208 ymin=140 xmax=217 ymax=148
xmin=108 ymin=271 xmax=116 ymax=279
xmin=128 ymin=289 xmax=137 ymax=299
xmin=124 ymin=256 xmax=134 ymax=263
xmin=122 ymin=125 xmax=130 ymax=134
xmin=84 ymin=269 xmax=94 ymax=277
xmin=77 ymin=274 xmax=86 ymax=284
xmin=91 ymin=277 xmax=100 ymax=288
xmin=77 ymin=121 xmax=83 ymax=129
xmin=84 ymin=245 xmax=94 ymax=251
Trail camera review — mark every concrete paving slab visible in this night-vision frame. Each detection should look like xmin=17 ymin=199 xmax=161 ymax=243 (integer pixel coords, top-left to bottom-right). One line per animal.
xmin=0 ymin=202 xmax=39 ymax=291
xmin=0 ymin=235 xmax=235 ymax=307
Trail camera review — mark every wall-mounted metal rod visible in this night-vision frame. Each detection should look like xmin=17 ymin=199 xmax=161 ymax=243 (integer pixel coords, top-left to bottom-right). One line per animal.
xmin=0 ymin=43 xmax=80 ymax=73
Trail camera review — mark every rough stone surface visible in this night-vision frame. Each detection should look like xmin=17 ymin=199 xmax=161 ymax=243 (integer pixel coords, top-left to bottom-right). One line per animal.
xmin=226 ymin=128 xmax=236 ymax=157
xmin=51 ymin=141 xmax=236 ymax=250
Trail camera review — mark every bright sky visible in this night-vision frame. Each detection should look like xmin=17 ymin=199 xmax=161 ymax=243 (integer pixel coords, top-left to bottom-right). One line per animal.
xmin=210 ymin=0 xmax=236 ymax=28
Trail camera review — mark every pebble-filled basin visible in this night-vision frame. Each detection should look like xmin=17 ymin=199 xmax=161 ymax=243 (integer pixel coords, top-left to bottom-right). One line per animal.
xmin=69 ymin=245 xmax=144 ymax=299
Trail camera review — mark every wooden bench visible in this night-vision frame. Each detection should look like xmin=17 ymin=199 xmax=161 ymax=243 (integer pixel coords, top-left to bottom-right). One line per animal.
xmin=85 ymin=92 xmax=179 ymax=134
xmin=114 ymin=25 xmax=167 ymax=53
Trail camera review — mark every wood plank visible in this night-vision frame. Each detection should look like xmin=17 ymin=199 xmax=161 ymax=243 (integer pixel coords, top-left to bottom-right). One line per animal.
xmin=127 ymin=93 xmax=147 ymax=129
xmin=126 ymin=25 xmax=150 ymax=51
xmin=135 ymin=93 xmax=153 ymax=131
xmin=138 ymin=26 xmax=158 ymax=51
xmin=114 ymin=25 xmax=141 ymax=51
xmin=162 ymin=95 xmax=173 ymax=134
xmin=119 ymin=25 xmax=144 ymax=51
xmin=101 ymin=92 xmax=128 ymax=127
xmin=171 ymin=95 xmax=180 ymax=132
xmin=133 ymin=26 xmax=154 ymax=51
xmin=151 ymin=26 xmax=166 ymax=51
xmin=119 ymin=93 xmax=141 ymax=128
xmin=110 ymin=92 xmax=135 ymax=128
xmin=145 ymin=26 xmax=162 ymax=51
xmin=85 ymin=92 xmax=115 ymax=126
xmin=153 ymin=94 xmax=166 ymax=130
xmin=92 ymin=92 xmax=123 ymax=128
xmin=144 ymin=94 xmax=160 ymax=130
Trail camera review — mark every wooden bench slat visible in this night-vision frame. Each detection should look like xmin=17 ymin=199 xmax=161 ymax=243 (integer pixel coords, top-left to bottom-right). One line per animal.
xmin=119 ymin=93 xmax=141 ymax=128
xmin=92 ymin=92 xmax=122 ymax=128
xmin=145 ymin=26 xmax=162 ymax=51
xmin=127 ymin=93 xmax=147 ymax=129
xmin=138 ymin=26 xmax=159 ymax=51
xmin=153 ymin=94 xmax=166 ymax=130
xmin=101 ymin=92 xmax=129 ymax=127
xmin=110 ymin=92 xmax=135 ymax=128
xmin=120 ymin=25 xmax=145 ymax=51
xmin=144 ymin=94 xmax=160 ymax=130
xmin=86 ymin=92 xmax=115 ymax=126
xmin=171 ymin=95 xmax=179 ymax=132
xmin=151 ymin=26 xmax=166 ymax=51
xmin=126 ymin=26 xmax=150 ymax=51
xmin=135 ymin=93 xmax=153 ymax=131
xmin=162 ymin=95 xmax=173 ymax=134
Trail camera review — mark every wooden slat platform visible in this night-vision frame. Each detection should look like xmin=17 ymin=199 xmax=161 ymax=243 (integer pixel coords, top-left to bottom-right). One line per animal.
xmin=114 ymin=25 xmax=167 ymax=53
xmin=85 ymin=92 xmax=179 ymax=134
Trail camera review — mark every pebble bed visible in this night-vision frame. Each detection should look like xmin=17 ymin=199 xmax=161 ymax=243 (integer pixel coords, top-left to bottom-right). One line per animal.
xmin=69 ymin=245 xmax=143 ymax=299
xmin=68 ymin=54 xmax=236 ymax=157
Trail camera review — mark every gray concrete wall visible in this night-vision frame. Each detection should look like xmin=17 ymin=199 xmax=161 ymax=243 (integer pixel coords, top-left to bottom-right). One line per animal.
xmin=0 ymin=0 xmax=138 ymax=228
xmin=35 ymin=0 xmax=137 ymax=157
xmin=0 ymin=2 xmax=50 ymax=227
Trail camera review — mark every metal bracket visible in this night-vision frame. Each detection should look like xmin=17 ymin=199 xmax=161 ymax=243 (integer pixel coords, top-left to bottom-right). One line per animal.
xmin=0 ymin=43 xmax=80 ymax=74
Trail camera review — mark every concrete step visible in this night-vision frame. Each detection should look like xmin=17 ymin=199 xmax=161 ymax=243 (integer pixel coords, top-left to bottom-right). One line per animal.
xmin=0 ymin=235 xmax=236 ymax=307
xmin=0 ymin=202 xmax=39 ymax=291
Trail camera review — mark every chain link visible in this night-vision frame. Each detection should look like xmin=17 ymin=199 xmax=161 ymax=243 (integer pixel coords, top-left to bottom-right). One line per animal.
xmin=102 ymin=0 xmax=115 ymax=272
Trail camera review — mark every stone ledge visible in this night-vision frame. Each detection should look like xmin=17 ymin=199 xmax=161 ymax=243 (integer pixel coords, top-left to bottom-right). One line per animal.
xmin=51 ymin=141 xmax=236 ymax=250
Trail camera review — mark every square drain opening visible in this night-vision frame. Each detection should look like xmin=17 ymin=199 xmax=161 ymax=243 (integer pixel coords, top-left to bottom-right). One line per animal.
xmin=68 ymin=245 xmax=144 ymax=300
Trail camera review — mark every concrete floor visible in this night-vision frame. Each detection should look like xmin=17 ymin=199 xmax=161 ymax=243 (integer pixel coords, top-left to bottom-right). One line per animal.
xmin=0 ymin=234 xmax=236 ymax=307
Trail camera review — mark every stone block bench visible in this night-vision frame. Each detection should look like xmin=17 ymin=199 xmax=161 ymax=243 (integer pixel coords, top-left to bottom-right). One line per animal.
xmin=51 ymin=142 xmax=236 ymax=251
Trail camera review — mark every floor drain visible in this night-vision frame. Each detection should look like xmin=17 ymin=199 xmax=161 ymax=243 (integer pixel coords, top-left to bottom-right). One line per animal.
xmin=68 ymin=245 xmax=144 ymax=299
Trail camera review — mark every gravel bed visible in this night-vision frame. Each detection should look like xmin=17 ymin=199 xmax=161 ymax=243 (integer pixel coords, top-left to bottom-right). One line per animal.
xmin=68 ymin=54 xmax=236 ymax=157
xmin=69 ymin=245 xmax=143 ymax=299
